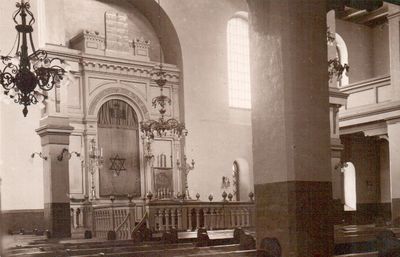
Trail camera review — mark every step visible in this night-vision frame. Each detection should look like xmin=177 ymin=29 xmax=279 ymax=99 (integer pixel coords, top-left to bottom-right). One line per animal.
xmin=70 ymin=244 xmax=244 ymax=257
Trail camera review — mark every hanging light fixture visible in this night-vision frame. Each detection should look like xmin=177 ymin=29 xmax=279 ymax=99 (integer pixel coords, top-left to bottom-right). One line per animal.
xmin=140 ymin=0 xmax=187 ymax=139
xmin=0 ymin=0 xmax=66 ymax=117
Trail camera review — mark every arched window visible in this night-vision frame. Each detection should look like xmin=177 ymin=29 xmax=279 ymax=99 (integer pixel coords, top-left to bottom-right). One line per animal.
xmin=227 ymin=12 xmax=251 ymax=109
xmin=343 ymin=162 xmax=357 ymax=211
xmin=335 ymin=33 xmax=349 ymax=87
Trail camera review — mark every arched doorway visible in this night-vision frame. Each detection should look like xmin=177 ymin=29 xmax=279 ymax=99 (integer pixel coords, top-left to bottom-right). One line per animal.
xmin=97 ymin=99 xmax=141 ymax=197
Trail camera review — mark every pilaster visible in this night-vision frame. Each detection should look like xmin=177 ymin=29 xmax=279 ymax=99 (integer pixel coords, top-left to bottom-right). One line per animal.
xmin=248 ymin=0 xmax=333 ymax=255
xmin=388 ymin=4 xmax=400 ymax=100
xmin=36 ymin=116 xmax=73 ymax=238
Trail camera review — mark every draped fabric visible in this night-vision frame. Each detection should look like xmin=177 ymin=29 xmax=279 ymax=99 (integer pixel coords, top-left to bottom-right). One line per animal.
xmin=98 ymin=99 xmax=138 ymax=129
xmin=97 ymin=99 xmax=141 ymax=196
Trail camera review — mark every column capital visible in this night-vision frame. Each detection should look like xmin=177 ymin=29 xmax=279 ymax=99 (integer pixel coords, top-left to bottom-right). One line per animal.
xmin=36 ymin=116 xmax=73 ymax=145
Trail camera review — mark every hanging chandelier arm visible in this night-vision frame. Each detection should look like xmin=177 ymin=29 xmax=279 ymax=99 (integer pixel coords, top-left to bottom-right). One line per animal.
xmin=29 ymin=32 xmax=36 ymax=54
xmin=12 ymin=4 xmax=23 ymax=25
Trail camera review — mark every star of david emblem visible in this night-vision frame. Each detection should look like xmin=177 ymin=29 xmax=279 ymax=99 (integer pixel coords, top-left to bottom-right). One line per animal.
xmin=109 ymin=154 xmax=126 ymax=176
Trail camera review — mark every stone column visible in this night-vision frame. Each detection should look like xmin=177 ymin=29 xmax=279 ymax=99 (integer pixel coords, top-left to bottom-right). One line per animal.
xmin=248 ymin=1 xmax=333 ymax=256
xmin=36 ymin=116 xmax=73 ymax=238
xmin=387 ymin=119 xmax=400 ymax=224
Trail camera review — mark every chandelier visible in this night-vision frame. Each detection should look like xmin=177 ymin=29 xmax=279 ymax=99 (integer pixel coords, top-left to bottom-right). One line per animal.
xmin=0 ymin=0 xmax=66 ymax=117
xmin=139 ymin=0 xmax=187 ymax=139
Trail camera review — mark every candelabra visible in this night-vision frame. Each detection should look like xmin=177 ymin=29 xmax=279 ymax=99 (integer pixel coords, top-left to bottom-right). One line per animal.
xmin=141 ymin=135 xmax=154 ymax=163
xmin=57 ymin=148 xmax=80 ymax=161
xmin=87 ymin=139 xmax=103 ymax=201
xmin=177 ymin=155 xmax=195 ymax=200
xmin=31 ymin=152 xmax=47 ymax=160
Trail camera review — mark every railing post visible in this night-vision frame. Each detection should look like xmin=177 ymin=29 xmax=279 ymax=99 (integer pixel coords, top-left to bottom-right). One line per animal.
xmin=231 ymin=208 xmax=235 ymax=228
xmin=196 ymin=208 xmax=200 ymax=229
xmin=171 ymin=208 xmax=176 ymax=229
xmin=188 ymin=208 xmax=193 ymax=231
xmin=128 ymin=202 xmax=136 ymax=233
xmin=165 ymin=208 xmax=170 ymax=231
xmin=210 ymin=208 xmax=215 ymax=230
xmin=177 ymin=208 xmax=182 ymax=230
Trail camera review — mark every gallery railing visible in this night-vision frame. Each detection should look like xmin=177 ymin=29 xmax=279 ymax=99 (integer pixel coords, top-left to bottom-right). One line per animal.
xmin=146 ymin=199 xmax=255 ymax=232
xmin=70 ymin=194 xmax=255 ymax=240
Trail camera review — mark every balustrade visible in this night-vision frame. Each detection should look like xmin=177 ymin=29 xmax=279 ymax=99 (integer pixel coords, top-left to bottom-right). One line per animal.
xmin=146 ymin=199 xmax=255 ymax=232
xmin=70 ymin=195 xmax=255 ymax=240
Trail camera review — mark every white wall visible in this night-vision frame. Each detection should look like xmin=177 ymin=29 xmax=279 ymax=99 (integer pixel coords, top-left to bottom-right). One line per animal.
xmin=336 ymin=19 xmax=374 ymax=83
xmin=0 ymin=0 xmax=44 ymax=210
xmin=161 ymin=0 xmax=253 ymax=201
xmin=0 ymin=0 xmax=254 ymax=210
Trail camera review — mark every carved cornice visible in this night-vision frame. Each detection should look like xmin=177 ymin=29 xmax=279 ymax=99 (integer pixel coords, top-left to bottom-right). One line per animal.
xmin=81 ymin=58 xmax=180 ymax=83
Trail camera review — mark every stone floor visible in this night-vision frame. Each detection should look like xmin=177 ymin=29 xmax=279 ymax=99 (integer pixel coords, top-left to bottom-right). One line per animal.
xmin=3 ymin=225 xmax=399 ymax=257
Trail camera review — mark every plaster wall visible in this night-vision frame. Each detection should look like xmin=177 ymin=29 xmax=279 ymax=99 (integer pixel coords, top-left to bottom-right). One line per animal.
xmin=0 ymin=0 xmax=254 ymax=209
xmin=342 ymin=134 xmax=380 ymax=204
xmin=372 ymin=24 xmax=390 ymax=77
xmin=63 ymin=0 xmax=162 ymax=62
xmin=159 ymin=0 xmax=254 ymax=201
xmin=0 ymin=1 xmax=44 ymax=210
xmin=336 ymin=19 xmax=374 ymax=83
xmin=380 ymin=140 xmax=391 ymax=203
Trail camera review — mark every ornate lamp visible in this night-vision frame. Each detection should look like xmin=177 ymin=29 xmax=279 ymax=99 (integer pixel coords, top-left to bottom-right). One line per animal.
xmin=87 ymin=139 xmax=104 ymax=200
xmin=0 ymin=0 xmax=66 ymax=116
xmin=139 ymin=0 xmax=187 ymax=139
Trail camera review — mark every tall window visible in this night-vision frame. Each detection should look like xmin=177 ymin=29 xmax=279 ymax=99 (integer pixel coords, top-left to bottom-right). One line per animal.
xmin=343 ymin=162 xmax=357 ymax=211
xmin=335 ymin=33 xmax=349 ymax=87
xmin=227 ymin=13 xmax=251 ymax=109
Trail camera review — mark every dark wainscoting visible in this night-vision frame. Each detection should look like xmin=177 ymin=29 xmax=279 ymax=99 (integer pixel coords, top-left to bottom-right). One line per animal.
xmin=2 ymin=209 xmax=44 ymax=233
xmin=333 ymin=201 xmax=391 ymax=225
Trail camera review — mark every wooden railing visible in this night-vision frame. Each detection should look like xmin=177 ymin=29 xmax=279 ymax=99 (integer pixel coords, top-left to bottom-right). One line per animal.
xmin=92 ymin=203 xmax=136 ymax=239
xmin=146 ymin=200 xmax=255 ymax=232
xmin=72 ymin=197 xmax=255 ymax=239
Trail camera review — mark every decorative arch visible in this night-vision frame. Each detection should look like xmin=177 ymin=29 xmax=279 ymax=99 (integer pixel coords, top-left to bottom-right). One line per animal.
xmin=88 ymin=86 xmax=150 ymax=120
xmin=335 ymin=33 xmax=349 ymax=87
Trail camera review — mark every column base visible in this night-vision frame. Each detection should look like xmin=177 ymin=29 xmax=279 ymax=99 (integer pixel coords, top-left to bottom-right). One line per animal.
xmin=392 ymin=198 xmax=400 ymax=226
xmin=44 ymin=203 xmax=71 ymax=238
xmin=255 ymin=181 xmax=333 ymax=257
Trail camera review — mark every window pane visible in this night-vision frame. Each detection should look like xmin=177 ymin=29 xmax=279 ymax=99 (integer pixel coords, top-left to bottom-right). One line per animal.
xmin=227 ymin=17 xmax=251 ymax=109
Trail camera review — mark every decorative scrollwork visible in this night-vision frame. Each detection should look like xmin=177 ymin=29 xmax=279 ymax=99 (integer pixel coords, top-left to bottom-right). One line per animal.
xmin=0 ymin=1 xmax=66 ymax=117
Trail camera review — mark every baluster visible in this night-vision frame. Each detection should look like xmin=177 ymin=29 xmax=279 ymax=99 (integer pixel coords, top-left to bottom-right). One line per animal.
xmin=165 ymin=208 xmax=170 ymax=231
xmin=245 ymin=209 xmax=250 ymax=227
xmin=231 ymin=208 xmax=235 ymax=228
xmin=204 ymin=209 xmax=209 ymax=229
xmin=177 ymin=209 xmax=182 ymax=230
xmin=241 ymin=208 xmax=246 ymax=227
xmin=215 ymin=209 xmax=220 ymax=229
xmin=210 ymin=208 xmax=215 ymax=230
xmin=188 ymin=208 xmax=193 ymax=231
xmin=157 ymin=209 xmax=162 ymax=231
xmin=70 ymin=208 xmax=75 ymax=229
xmin=196 ymin=208 xmax=200 ymax=229
xmin=171 ymin=208 xmax=176 ymax=229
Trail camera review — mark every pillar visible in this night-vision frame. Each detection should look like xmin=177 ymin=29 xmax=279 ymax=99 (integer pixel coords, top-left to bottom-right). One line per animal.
xmin=36 ymin=116 xmax=73 ymax=238
xmin=387 ymin=119 xmax=400 ymax=224
xmin=248 ymin=1 xmax=333 ymax=256
xmin=388 ymin=4 xmax=400 ymax=100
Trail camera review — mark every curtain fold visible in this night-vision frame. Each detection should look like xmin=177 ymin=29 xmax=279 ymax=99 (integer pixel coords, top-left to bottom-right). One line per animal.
xmin=97 ymin=99 xmax=141 ymax=196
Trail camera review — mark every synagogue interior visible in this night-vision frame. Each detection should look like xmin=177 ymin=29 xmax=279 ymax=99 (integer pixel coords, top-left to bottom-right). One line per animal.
xmin=1 ymin=0 xmax=400 ymax=256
